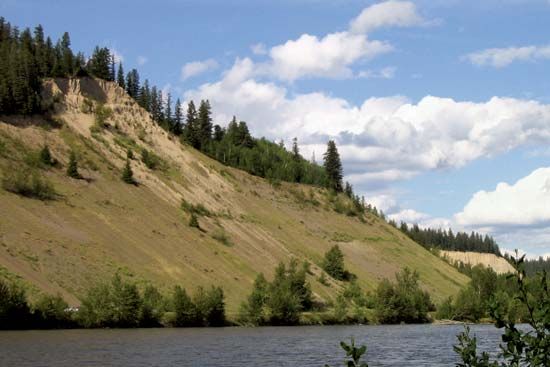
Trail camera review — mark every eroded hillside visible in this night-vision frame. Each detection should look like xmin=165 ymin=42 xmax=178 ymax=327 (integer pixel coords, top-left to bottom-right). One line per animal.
xmin=0 ymin=77 xmax=469 ymax=313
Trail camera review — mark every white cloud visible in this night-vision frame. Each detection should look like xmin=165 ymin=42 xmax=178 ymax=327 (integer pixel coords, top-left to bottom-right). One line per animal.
xmin=464 ymin=45 xmax=550 ymax=68
xmin=187 ymin=59 xmax=550 ymax=191
xmin=251 ymin=43 xmax=268 ymax=55
xmin=137 ymin=56 xmax=148 ymax=66
xmin=181 ymin=59 xmax=219 ymax=80
xmin=241 ymin=1 xmax=432 ymax=82
xmin=456 ymin=168 xmax=550 ymax=228
xmin=349 ymin=0 xmax=428 ymax=34
xmin=358 ymin=66 xmax=396 ymax=79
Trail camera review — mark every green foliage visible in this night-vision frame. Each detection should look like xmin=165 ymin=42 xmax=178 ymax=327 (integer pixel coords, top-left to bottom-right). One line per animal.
xmin=181 ymin=199 xmax=211 ymax=217
xmin=39 ymin=145 xmax=55 ymax=166
xmin=399 ymin=222 xmax=501 ymax=255
xmin=2 ymin=167 xmax=56 ymax=200
xmin=94 ymin=103 xmax=112 ymax=127
xmin=374 ymin=267 xmax=434 ymax=324
xmin=325 ymin=338 xmax=369 ymax=367
xmin=140 ymin=148 xmax=164 ymax=170
xmin=323 ymin=140 xmax=343 ymax=192
xmin=139 ymin=285 xmax=166 ymax=327
xmin=172 ymin=285 xmax=225 ymax=327
xmin=0 ymin=279 xmax=32 ymax=329
xmin=121 ymin=159 xmax=135 ymax=184
xmin=318 ymin=272 xmax=330 ymax=286
xmin=343 ymin=281 xmax=368 ymax=307
xmin=188 ymin=213 xmax=199 ymax=228
xmin=78 ymin=274 xmax=144 ymax=328
xmin=322 ymin=245 xmax=353 ymax=281
xmin=66 ymin=150 xmax=81 ymax=178
xmin=454 ymin=254 xmax=550 ymax=366
xmin=32 ymin=294 xmax=73 ymax=329
xmin=211 ymin=228 xmax=232 ymax=246
xmin=239 ymin=260 xmax=313 ymax=326
xmin=126 ymin=148 xmax=134 ymax=160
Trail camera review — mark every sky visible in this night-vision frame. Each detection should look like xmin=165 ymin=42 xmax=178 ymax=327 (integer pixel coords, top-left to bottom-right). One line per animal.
xmin=3 ymin=0 xmax=550 ymax=257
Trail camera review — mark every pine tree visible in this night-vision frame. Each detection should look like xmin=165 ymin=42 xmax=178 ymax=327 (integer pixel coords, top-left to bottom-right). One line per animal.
xmin=173 ymin=98 xmax=183 ymax=135
xmin=121 ymin=159 xmax=135 ymax=184
xmin=197 ymin=100 xmax=213 ymax=149
xmin=116 ymin=62 xmax=125 ymax=89
xmin=164 ymin=92 xmax=172 ymax=131
xmin=60 ymin=32 xmax=74 ymax=76
xmin=183 ymin=101 xmax=199 ymax=148
xmin=125 ymin=69 xmax=140 ymax=99
xmin=323 ymin=140 xmax=343 ymax=192
xmin=292 ymin=137 xmax=300 ymax=160
xmin=66 ymin=151 xmax=81 ymax=179
xmin=322 ymin=245 xmax=346 ymax=281
xmin=138 ymin=79 xmax=150 ymax=111
xmin=88 ymin=46 xmax=111 ymax=80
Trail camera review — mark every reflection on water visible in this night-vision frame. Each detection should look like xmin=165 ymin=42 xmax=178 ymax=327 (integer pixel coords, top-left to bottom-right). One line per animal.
xmin=0 ymin=324 xmax=504 ymax=367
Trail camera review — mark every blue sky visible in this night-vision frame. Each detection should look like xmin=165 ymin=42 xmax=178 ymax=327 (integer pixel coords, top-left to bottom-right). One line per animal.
xmin=3 ymin=0 xmax=550 ymax=256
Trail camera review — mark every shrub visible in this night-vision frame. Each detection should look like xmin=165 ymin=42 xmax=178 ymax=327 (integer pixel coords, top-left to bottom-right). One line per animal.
xmin=325 ymin=338 xmax=369 ymax=367
xmin=39 ymin=145 xmax=55 ymax=166
xmin=211 ymin=228 xmax=232 ymax=246
xmin=373 ymin=267 xmax=434 ymax=324
xmin=322 ymin=245 xmax=354 ymax=281
xmin=189 ymin=213 xmax=199 ymax=228
xmin=181 ymin=199 xmax=211 ymax=217
xmin=2 ymin=168 xmax=56 ymax=200
xmin=0 ymin=279 xmax=32 ymax=330
xmin=172 ymin=286 xmax=199 ymax=327
xmin=78 ymin=275 xmax=142 ymax=328
xmin=239 ymin=260 xmax=312 ymax=326
xmin=121 ymin=159 xmax=135 ymax=184
xmin=66 ymin=151 xmax=81 ymax=179
xmin=32 ymin=294 xmax=73 ymax=329
xmin=140 ymin=285 xmax=166 ymax=327
xmin=141 ymin=148 xmax=164 ymax=170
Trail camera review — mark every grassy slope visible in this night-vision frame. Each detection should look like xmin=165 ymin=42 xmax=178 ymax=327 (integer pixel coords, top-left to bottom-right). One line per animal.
xmin=0 ymin=78 xmax=469 ymax=315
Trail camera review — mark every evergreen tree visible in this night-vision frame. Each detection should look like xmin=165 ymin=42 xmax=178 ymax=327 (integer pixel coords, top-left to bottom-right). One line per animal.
xmin=116 ymin=62 xmax=125 ymax=89
xmin=173 ymin=98 xmax=183 ymax=135
xmin=183 ymin=101 xmax=199 ymax=148
xmin=125 ymin=69 xmax=140 ymax=99
xmin=322 ymin=245 xmax=346 ymax=281
xmin=60 ymin=32 xmax=74 ymax=76
xmin=138 ymin=79 xmax=150 ymax=111
xmin=121 ymin=159 xmax=134 ymax=184
xmin=39 ymin=145 xmax=53 ymax=166
xmin=66 ymin=151 xmax=81 ymax=179
xmin=197 ymin=100 xmax=213 ymax=149
xmin=164 ymin=92 xmax=173 ymax=131
xmin=292 ymin=137 xmax=300 ymax=160
xmin=88 ymin=46 xmax=111 ymax=80
xmin=323 ymin=140 xmax=343 ymax=192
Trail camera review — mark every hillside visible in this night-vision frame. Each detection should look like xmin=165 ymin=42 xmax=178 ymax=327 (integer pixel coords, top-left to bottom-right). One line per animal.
xmin=0 ymin=77 xmax=469 ymax=314
xmin=440 ymin=250 xmax=514 ymax=275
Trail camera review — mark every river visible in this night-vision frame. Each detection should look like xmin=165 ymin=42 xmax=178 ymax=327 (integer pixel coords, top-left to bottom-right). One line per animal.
xmin=0 ymin=324 xmax=505 ymax=366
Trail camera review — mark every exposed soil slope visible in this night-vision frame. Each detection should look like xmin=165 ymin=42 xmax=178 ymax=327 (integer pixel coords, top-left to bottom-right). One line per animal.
xmin=0 ymin=78 xmax=470 ymax=313
xmin=441 ymin=250 xmax=514 ymax=275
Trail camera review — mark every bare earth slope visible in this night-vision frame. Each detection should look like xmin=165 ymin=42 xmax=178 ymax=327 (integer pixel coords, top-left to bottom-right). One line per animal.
xmin=441 ymin=250 xmax=514 ymax=275
xmin=0 ymin=78 xmax=469 ymax=313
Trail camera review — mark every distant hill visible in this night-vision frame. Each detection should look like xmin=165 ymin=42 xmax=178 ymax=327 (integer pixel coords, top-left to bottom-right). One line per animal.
xmin=0 ymin=78 xmax=470 ymax=315
xmin=440 ymin=250 xmax=514 ymax=275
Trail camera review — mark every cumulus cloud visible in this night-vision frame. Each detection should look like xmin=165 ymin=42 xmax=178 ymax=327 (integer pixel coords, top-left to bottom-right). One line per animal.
xmin=240 ymin=1 xmax=432 ymax=82
xmin=456 ymin=168 xmax=550 ymax=228
xmin=187 ymin=60 xmax=550 ymax=190
xmin=349 ymin=0 xmax=428 ymax=34
xmin=268 ymin=32 xmax=392 ymax=81
xmin=464 ymin=45 xmax=550 ymax=68
xmin=181 ymin=59 xmax=219 ymax=80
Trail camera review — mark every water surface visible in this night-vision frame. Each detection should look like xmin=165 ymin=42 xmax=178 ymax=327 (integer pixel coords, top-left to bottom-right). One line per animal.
xmin=0 ymin=324 xmax=504 ymax=366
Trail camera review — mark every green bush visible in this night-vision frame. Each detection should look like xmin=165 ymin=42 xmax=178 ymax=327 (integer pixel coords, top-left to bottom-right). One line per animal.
xmin=322 ymin=245 xmax=354 ymax=281
xmin=374 ymin=267 xmax=434 ymax=324
xmin=172 ymin=285 xmax=225 ymax=327
xmin=121 ymin=159 xmax=135 ymax=184
xmin=211 ymin=228 xmax=232 ymax=246
xmin=66 ymin=151 xmax=81 ymax=179
xmin=78 ymin=275 xmax=143 ymax=328
xmin=2 ymin=168 xmax=56 ymax=200
xmin=0 ymin=279 xmax=32 ymax=330
xmin=181 ymin=199 xmax=211 ymax=217
xmin=141 ymin=148 xmax=164 ymax=170
xmin=32 ymin=294 xmax=73 ymax=329
xmin=189 ymin=213 xmax=200 ymax=228
xmin=239 ymin=260 xmax=312 ymax=326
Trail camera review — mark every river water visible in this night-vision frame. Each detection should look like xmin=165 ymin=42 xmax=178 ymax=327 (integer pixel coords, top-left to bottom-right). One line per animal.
xmin=0 ymin=324 xmax=505 ymax=366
